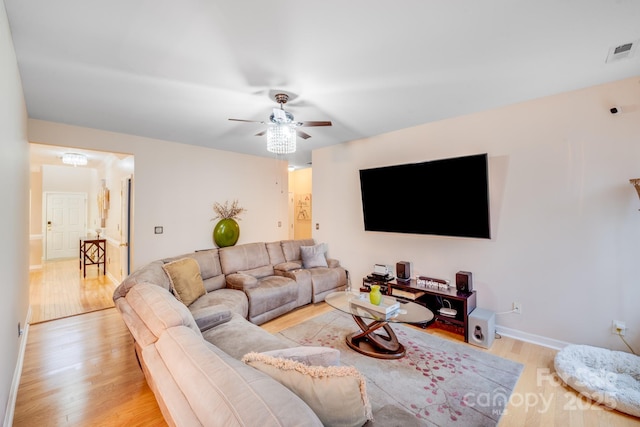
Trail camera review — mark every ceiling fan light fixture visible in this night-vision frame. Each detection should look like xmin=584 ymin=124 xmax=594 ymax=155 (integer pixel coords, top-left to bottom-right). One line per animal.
xmin=270 ymin=108 xmax=294 ymax=124
xmin=61 ymin=152 xmax=87 ymax=167
xmin=267 ymin=125 xmax=296 ymax=154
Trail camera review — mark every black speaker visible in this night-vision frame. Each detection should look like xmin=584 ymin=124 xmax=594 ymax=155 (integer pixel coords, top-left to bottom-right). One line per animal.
xmin=455 ymin=271 xmax=473 ymax=292
xmin=396 ymin=261 xmax=412 ymax=281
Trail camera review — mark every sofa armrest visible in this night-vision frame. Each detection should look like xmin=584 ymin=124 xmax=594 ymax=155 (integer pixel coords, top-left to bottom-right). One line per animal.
xmin=280 ymin=267 xmax=310 ymax=283
xmin=274 ymin=261 xmax=302 ymax=272
xmin=226 ymin=273 xmax=259 ymax=291
xmin=327 ymin=258 xmax=340 ymax=268
xmin=191 ymin=304 xmax=232 ymax=332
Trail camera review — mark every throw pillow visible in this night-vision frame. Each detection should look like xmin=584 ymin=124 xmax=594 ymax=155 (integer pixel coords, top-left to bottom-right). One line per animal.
xmin=300 ymin=243 xmax=328 ymax=268
xmin=261 ymin=346 xmax=341 ymax=367
xmin=162 ymin=258 xmax=206 ymax=306
xmin=242 ymin=352 xmax=372 ymax=427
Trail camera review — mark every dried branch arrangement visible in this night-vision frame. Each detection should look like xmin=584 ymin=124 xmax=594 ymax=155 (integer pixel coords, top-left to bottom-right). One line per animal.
xmin=212 ymin=199 xmax=246 ymax=221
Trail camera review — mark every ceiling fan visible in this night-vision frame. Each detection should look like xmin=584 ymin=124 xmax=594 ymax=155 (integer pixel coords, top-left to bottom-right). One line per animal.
xmin=229 ymin=93 xmax=332 ymax=141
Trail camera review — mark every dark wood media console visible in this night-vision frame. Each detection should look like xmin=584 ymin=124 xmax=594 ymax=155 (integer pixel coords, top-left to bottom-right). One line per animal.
xmin=362 ymin=277 xmax=476 ymax=342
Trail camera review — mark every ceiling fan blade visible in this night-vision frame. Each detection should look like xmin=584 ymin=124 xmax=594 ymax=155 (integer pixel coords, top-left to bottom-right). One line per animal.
xmin=229 ymin=118 xmax=265 ymax=124
xmin=297 ymin=130 xmax=312 ymax=140
xmin=254 ymin=130 xmax=267 ymax=137
xmin=298 ymin=121 xmax=332 ymax=127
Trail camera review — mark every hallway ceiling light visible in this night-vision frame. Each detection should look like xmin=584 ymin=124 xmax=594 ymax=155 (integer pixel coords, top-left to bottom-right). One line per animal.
xmin=62 ymin=153 xmax=87 ymax=167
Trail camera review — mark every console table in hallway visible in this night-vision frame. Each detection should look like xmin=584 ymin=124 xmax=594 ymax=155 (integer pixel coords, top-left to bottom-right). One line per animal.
xmin=79 ymin=238 xmax=106 ymax=278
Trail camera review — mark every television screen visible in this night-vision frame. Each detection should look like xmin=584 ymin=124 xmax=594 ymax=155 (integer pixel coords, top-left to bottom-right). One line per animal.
xmin=359 ymin=153 xmax=491 ymax=239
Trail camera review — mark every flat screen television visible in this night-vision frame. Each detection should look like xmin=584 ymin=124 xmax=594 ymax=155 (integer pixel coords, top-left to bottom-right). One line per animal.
xmin=359 ymin=153 xmax=491 ymax=239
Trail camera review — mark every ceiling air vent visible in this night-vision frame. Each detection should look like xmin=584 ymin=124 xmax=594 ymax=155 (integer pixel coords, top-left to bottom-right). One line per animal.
xmin=606 ymin=40 xmax=638 ymax=63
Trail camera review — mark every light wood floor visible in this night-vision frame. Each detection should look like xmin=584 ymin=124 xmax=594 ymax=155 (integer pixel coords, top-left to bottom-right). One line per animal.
xmin=15 ymin=262 xmax=639 ymax=426
xmin=29 ymin=258 xmax=116 ymax=324
xmin=14 ymin=308 xmax=166 ymax=426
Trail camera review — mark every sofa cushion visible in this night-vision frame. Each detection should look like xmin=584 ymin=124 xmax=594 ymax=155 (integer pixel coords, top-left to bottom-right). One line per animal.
xmin=242 ymin=352 xmax=372 ymax=427
xmin=246 ymin=276 xmax=298 ymax=318
xmin=188 ymin=288 xmax=249 ymax=319
xmin=219 ymin=242 xmax=270 ymax=274
xmin=266 ymin=241 xmax=286 ymax=265
xmin=202 ymin=274 xmax=226 ymax=293
xmin=239 ymin=264 xmax=275 ymax=279
xmin=300 ymin=243 xmax=329 ymax=268
xmin=309 ymin=268 xmax=342 ymax=294
xmin=125 ymin=283 xmax=201 ymax=339
xmin=162 ymin=258 xmax=206 ymax=306
xmin=225 ymin=273 xmax=259 ymax=290
xmin=157 ymin=327 xmax=323 ymax=427
xmin=191 ymin=249 xmax=224 ymax=280
xmin=202 ymin=313 xmax=294 ymax=359
xmin=281 ymin=239 xmax=315 ymax=263
xmin=261 ymin=346 xmax=341 ymax=367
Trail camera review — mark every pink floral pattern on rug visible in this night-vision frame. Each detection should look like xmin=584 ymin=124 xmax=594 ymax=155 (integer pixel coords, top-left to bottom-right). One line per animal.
xmin=399 ymin=329 xmax=475 ymax=422
xmin=277 ymin=310 xmax=522 ymax=426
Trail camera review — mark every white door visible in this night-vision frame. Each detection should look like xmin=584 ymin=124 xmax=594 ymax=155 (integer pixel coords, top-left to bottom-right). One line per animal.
xmin=45 ymin=193 xmax=87 ymax=260
xmin=119 ymin=176 xmax=132 ymax=278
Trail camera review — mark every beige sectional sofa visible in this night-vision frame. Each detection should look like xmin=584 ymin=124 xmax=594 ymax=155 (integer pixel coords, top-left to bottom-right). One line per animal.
xmin=113 ymin=239 xmax=366 ymax=426
xmin=114 ymin=239 xmax=347 ymax=326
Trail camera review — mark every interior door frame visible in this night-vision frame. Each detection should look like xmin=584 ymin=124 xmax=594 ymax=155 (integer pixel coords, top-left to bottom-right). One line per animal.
xmin=120 ymin=175 xmax=133 ymax=278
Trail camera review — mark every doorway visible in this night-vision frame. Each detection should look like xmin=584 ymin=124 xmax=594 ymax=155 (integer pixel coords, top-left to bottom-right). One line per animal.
xmin=30 ymin=143 xmax=135 ymax=322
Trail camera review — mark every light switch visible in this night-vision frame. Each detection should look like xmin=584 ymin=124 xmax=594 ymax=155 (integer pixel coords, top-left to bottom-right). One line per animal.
xmin=154 ymin=226 xmax=163 ymax=234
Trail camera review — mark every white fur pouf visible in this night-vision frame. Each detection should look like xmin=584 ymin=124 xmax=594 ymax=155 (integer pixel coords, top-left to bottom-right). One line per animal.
xmin=554 ymin=344 xmax=640 ymax=418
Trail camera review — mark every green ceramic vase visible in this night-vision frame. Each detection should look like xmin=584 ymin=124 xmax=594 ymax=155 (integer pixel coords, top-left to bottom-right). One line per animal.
xmin=213 ymin=218 xmax=240 ymax=247
xmin=369 ymin=285 xmax=382 ymax=305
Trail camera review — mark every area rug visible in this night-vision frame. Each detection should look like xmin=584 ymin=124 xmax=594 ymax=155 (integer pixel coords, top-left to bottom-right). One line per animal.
xmin=276 ymin=310 xmax=523 ymax=426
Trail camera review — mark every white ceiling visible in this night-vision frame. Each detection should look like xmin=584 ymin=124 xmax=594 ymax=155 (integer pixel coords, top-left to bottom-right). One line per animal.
xmin=6 ymin=1 xmax=640 ymax=168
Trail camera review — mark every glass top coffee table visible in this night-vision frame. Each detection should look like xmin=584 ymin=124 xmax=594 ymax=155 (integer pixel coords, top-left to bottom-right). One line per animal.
xmin=325 ymin=291 xmax=434 ymax=359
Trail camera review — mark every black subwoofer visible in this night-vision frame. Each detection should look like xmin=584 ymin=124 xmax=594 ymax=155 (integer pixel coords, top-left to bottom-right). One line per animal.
xmin=396 ymin=261 xmax=412 ymax=281
xmin=455 ymin=271 xmax=473 ymax=292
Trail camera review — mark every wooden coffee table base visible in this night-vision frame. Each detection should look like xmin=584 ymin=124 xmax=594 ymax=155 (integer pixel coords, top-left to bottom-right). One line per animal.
xmin=345 ymin=314 xmax=406 ymax=359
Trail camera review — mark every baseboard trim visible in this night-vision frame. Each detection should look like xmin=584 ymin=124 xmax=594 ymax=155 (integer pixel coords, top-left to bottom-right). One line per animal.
xmin=495 ymin=325 xmax=570 ymax=351
xmin=107 ymin=272 xmax=119 ymax=286
xmin=3 ymin=307 xmax=31 ymax=427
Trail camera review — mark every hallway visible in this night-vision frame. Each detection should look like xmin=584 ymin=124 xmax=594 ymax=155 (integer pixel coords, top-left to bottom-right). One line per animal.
xmin=29 ymin=258 xmax=116 ymax=324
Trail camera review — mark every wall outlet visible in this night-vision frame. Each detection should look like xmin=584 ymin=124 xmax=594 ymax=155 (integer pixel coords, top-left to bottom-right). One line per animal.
xmin=612 ymin=320 xmax=626 ymax=336
xmin=512 ymin=302 xmax=522 ymax=314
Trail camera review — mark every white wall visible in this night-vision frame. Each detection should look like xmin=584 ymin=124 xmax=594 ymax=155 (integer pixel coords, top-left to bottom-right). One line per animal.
xmin=0 ymin=0 xmax=30 ymax=423
xmin=313 ymin=76 xmax=640 ymax=351
xmin=27 ymin=120 xmax=290 ymax=268
xmin=42 ymin=164 xmax=96 ymax=193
